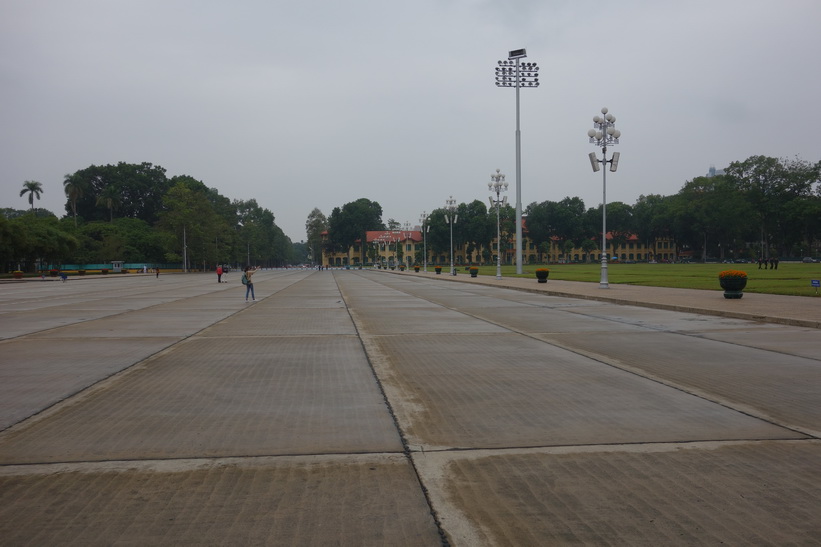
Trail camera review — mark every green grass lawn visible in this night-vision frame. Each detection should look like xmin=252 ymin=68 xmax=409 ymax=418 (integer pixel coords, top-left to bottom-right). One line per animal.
xmin=466 ymin=262 xmax=821 ymax=297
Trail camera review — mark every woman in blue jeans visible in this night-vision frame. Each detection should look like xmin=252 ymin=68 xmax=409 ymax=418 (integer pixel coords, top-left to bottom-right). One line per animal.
xmin=243 ymin=266 xmax=259 ymax=301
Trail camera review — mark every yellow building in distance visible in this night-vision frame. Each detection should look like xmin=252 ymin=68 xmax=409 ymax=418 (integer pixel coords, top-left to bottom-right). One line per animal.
xmin=321 ymin=230 xmax=677 ymax=268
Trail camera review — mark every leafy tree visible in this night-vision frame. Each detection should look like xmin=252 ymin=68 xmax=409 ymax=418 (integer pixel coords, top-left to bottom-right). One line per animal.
xmin=460 ymin=199 xmax=492 ymax=263
xmin=524 ymin=200 xmax=553 ymax=257
xmin=159 ymin=182 xmax=224 ymax=269
xmin=8 ymin=214 xmax=77 ymax=271
xmin=234 ymin=199 xmax=293 ymax=267
xmin=586 ymin=202 xmax=632 ymax=259
xmin=562 ymin=239 xmax=575 ymax=260
xmin=783 ymin=194 xmax=821 ymax=257
xmin=291 ymin=241 xmax=308 ymax=264
xmin=69 ymin=219 xmax=165 ymax=264
xmin=580 ymin=238 xmax=598 ymax=262
xmin=724 ymin=155 xmax=820 ymax=257
xmin=425 ymin=208 xmax=450 ymax=258
xmin=632 ymin=194 xmax=673 ymax=260
xmin=305 ymin=208 xmax=328 ymax=265
xmin=327 ymin=198 xmax=383 ymax=265
xmin=69 ymin=162 xmax=172 ymax=223
xmin=669 ymin=176 xmax=754 ymax=260
xmin=0 ymin=214 xmax=20 ymax=270
xmin=19 ymin=180 xmax=43 ymax=211
xmin=202 ymin=185 xmax=238 ymax=265
xmin=63 ymin=173 xmax=89 ymax=227
xmin=552 ymin=197 xmax=587 ymax=249
xmin=1 ymin=208 xmax=32 ymax=220
xmin=526 ymin=197 xmax=586 ymax=260
xmin=96 ymin=185 xmax=122 ymax=222
xmin=605 ymin=202 xmax=634 ymax=257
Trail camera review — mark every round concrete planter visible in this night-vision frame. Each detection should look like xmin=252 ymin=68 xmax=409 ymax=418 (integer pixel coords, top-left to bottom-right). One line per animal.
xmin=720 ymin=277 xmax=747 ymax=299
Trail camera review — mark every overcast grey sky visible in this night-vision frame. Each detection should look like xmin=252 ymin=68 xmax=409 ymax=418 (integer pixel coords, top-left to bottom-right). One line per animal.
xmin=3 ymin=0 xmax=820 ymax=242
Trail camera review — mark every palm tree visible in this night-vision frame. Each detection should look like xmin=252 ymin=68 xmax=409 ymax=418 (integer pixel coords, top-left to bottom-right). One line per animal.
xmin=63 ymin=174 xmax=86 ymax=227
xmin=19 ymin=180 xmax=43 ymax=211
xmin=96 ymin=186 xmax=121 ymax=222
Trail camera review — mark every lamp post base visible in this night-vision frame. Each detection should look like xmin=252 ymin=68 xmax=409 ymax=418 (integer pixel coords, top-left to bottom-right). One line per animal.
xmin=599 ymin=259 xmax=609 ymax=289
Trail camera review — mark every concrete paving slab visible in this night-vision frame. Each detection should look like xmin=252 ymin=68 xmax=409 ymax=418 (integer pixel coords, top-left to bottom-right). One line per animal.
xmin=351 ymin=306 xmax=508 ymax=335
xmin=562 ymin=303 xmax=769 ymax=332
xmin=415 ymin=440 xmax=821 ymax=546
xmin=0 ymin=454 xmax=441 ymax=546
xmin=538 ymin=330 xmax=821 ymax=435
xmin=201 ymin=306 xmax=357 ymax=336
xmin=261 ymin=295 xmax=348 ymax=308
xmin=364 ymin=332 xmax=801 ymax=450
xmin=0 ymin=337 xmax=177 ymax=430
xmin=24 ymin=307 xmax=239 ymax=338
xmin=0 ymin=335 xmax=402 ymax=464
xmin=343 ymin=295 xmax=448 ymax=309
xmin=459 ymin=305 xmax=649 ymax=334
xmin=695 ymin=324 xmax=821 ymax=361
xmin=0 ymin=309 xmax=125 ymax=339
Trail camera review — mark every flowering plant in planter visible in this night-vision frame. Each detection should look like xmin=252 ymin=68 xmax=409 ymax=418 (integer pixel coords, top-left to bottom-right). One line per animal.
xmin=719 ymin=270 xmax=747 ymax=299
xmin=101 ymin=269 xmax=109 ymax=275
xmin=414 ymin=265 xmax=420 ymax=272
xmin=535 ymin=268 xmax=550 ymax=283
xmin=49 ymin=269 xmax=59 ymax=277
xmin=718 ymin=270 xmax=747 ymax=280
xmin=434 ymin=266 xmax=442 ymax=274
xmin=13 ymin=270 xmax=24 ymax=279
xmin=469 ymin=266 xmax=479 ymax=277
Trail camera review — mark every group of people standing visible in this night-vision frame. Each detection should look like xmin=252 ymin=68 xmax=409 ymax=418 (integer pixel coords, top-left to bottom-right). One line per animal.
xmin=215 ymin=264 xmax=259 ymax=301
xmin=758 ymin=257 xmax=779 ymax=269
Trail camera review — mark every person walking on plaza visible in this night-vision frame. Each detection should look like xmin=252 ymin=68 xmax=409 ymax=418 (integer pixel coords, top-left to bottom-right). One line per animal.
xmin=217 ymin=265 xmax=223 ymax=283
xmin=156 ymin=267 xmax=160 ymax=278
xmin=242 ymin=266 xmax=259 ymax=301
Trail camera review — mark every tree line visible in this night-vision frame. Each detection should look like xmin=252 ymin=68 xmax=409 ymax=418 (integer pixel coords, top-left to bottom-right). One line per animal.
xmin=308 ymin=155 xmax=821 ymax=264
xmin=3 ymin=162 xmax=299 ymax=272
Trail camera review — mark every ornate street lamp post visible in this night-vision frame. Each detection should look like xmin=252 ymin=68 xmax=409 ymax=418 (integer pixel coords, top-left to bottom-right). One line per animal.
xmin=402 ymin=221 xmax=412 ymax=268
xmin=420 ymin=212 xmax=429 ymax=272
xmin=587 ymin=107 xmax=622 ymax=289
xmin=444 ymin=196 xmax=458 ymax=276
xmin=496 ymin=48 xmax=539 ymax=274
xmin=488 ymin=169 xmax=508 ymax=280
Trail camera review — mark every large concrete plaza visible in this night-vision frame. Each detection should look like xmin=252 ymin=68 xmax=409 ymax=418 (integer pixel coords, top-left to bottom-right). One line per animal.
xmin=1 ymin=270 xmax=819 ymax=545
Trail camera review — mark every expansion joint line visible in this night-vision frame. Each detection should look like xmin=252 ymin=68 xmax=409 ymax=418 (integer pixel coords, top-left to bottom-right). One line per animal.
xmin=332 ymin=271 xmax=451 ymax=547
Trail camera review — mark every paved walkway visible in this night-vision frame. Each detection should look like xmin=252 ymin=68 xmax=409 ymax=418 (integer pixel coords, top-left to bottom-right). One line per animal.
xmin=402 ymin=269 xmax=821 ymax=329
xmin=0 ymin=270 xmax=819 ymax=545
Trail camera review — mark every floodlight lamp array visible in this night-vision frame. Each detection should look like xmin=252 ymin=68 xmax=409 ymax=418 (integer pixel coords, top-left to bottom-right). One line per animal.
xmin=495 ymin=61 xmax=540 ymax=88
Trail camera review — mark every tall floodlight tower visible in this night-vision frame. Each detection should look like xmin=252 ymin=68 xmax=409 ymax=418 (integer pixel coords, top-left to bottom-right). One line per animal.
xmin=496 ymin=48 xmax=539 ymax=274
